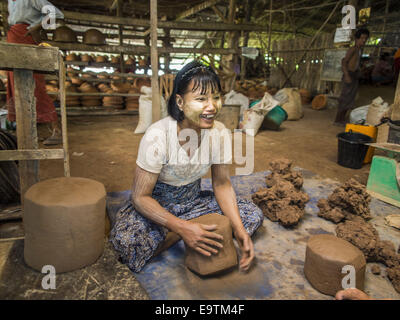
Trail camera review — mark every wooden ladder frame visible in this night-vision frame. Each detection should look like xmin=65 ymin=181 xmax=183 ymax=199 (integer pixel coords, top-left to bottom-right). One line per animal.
xmin=0 ymin=43 xmax=70 ymax=207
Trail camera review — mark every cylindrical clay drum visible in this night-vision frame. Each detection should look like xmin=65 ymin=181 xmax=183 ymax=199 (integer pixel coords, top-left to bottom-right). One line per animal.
xmin=184 ymin=213 xmax=238 ymax=276
xmin=304 ymin=234 xmax=366 ymax=296
xmin=24 ymin=177 xmax=106 ymax=273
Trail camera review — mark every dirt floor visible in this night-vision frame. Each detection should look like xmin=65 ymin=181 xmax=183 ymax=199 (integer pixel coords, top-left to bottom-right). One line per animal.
xmin=0 ymin=83 xmax=397 ymax=299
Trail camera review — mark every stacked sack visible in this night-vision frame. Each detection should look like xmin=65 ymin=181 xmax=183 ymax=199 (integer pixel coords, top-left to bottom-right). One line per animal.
xmin=65 ymin=81 xmax=80 ymax=107
xmin=79 ymin=82 xmax=101 ymax=107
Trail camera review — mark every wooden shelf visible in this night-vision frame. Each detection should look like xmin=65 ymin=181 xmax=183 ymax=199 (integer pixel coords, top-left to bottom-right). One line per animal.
xmin=48 ymin=92 xmax=140 ymax=97
xmin=55 ymin=107 xmax=138 ymax=116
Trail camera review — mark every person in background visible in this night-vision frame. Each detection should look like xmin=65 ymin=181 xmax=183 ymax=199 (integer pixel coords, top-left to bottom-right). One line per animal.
xmin=371 ymin=53 xmax=393 ymax=86
xmin=334 ymin=28 xmax=370 ymax=126
xmin=6 ymin=0 xmax=64 ymax=145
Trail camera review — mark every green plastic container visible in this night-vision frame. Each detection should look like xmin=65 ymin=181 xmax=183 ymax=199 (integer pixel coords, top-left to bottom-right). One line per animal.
xmin=263 ymin=105 xmax=288 ymax=130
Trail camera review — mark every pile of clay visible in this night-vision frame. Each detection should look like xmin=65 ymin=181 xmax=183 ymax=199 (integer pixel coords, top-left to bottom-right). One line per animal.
xmin=317 ymin=178 xmax=371 ymax=223
xmin=335 ymin=216 xmax=400 ymax=293
xmin=252 ymin=159 xmax=309 ymax=227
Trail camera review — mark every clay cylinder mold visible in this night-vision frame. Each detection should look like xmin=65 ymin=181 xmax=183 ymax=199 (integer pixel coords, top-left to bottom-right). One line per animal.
xmin=304 ymin=234 xmax=366 ymax=296
xmin=24 ymin=177 xmax=106 ymax=273
xmin=184 ymin=213 xmax=238 ymax=276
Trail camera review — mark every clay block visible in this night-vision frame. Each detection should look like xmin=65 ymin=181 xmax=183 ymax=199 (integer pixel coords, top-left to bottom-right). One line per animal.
xmin=184 ymin=213 xmax=237 ymax=276
xmin=24 ymin=177 xmax=106 ymax=273
xmin=304 ymin=234 xmax=366 ymax=296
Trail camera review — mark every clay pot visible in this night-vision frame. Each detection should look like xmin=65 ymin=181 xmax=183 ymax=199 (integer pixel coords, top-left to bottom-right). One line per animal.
xmin=70 ymin=77 xmax=83 ymax=86
xmin=125 ymin=57 xmax=135 ymax=65
xmin=81 ymin=54 xmax=92 ymax=62
xmin=79 ymin=82 xmax=98 ymax=93
xmin=53 ymin=26 xmax=77 ymax=43
xmin=95 ymin=55 xmax=108 ymax=63
xmin=65 ymin=53 xmax=80 ymax=62
xmin=111 ymin=82 xmax=131 ymax=94
xmin=66 ymin=67 xmax=76 ymax=78
xmin=97 ymin=74 xmax=109 ymax=80
xmin=138 ymin=58 xmax=148 ymax=68
xmin=299 ymin=88 xmax=312 ymax=105
xmin=82 ymin=73 xmax=92 ymax=79
xmin=311 ymin=94 xmax=327 ymax=110
xmin=83 ymin=29 xmax=106 ymax=45
xmin=111 ymin=56 xmax=120 ymax=64
xmin=81 ymin=99 xmax=101 ymax=107
xmin=97 ymin=83 xmax=111 ymax=93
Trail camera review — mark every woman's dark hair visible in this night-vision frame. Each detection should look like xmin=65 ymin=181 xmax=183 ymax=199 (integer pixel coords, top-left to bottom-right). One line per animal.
xmin=355 ymin=28 xmax=370 ymax=39
xmin=168 ymin=60 xmax=222 ymax=122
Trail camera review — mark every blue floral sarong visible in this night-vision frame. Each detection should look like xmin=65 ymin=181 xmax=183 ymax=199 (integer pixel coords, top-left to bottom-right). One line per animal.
xmin=110 ymin=179 xmax=263 ymax=272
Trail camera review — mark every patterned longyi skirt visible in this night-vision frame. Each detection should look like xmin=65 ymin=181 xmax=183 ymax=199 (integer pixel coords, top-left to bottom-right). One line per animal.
xmin=110 ymin=179 xmax=263 ymax=272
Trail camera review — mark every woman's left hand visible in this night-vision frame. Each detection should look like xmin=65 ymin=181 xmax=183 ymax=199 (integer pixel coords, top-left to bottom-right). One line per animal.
xmin=234 ymin=228 xmax=254 ymax=272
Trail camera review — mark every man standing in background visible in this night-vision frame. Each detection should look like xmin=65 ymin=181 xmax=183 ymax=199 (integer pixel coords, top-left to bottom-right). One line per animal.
xmin=334 ymin=28 xmax=370 ymax=126
xmin=6 ymin=0 xmax=64 ymax=145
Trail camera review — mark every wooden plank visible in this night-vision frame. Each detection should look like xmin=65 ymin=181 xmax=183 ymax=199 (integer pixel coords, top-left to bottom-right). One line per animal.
xmin=13 ymin=69 xmax=39 ymax=205
xmin=62 ymin=10 xmax=267 ymax=32
xmin=151 ymin=0 xmax=160 ymax=123
xmin=46 ymin=41 xmax=240 ymax=55
xmin=0 ymin=43 xmax=59 ymax=72
xmin=47 ymin=92 xmax=141 ymax=97
xmin=391 ymin=70 xmax=400 ymax=121
xmin=175 ymin=0 xmax=222 ymax=21
xmin=59 ymin=53 xmax=70 ymax=177
xmin=0 ymin=149 xmax=64 ymax=161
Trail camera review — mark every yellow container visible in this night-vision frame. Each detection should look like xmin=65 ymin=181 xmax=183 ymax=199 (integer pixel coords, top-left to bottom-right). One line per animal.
xmin=345 ymin=123 xmax=377 ymax=164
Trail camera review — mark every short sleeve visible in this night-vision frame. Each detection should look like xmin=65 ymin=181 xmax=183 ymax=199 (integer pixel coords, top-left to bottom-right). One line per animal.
xmin=136 ymin=126 xmax=167 ymax=174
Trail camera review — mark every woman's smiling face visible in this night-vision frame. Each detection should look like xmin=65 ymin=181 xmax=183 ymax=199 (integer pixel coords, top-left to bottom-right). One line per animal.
xmin=177 ymin=80 xmax=222 ymax=129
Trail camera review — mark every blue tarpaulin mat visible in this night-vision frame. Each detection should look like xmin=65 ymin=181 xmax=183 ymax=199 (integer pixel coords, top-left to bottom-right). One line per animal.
xmin=106 ymin=169 xmax=400 ymax=300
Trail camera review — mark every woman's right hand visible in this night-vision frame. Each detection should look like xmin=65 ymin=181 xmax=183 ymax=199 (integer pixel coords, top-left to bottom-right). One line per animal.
xmin=178 ymin=221 xmax=224 ymax=256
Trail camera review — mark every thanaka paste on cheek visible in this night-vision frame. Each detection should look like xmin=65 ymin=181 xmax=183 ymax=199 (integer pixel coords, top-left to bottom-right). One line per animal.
xmin=183 ymin=99 xmax=206 ymax=127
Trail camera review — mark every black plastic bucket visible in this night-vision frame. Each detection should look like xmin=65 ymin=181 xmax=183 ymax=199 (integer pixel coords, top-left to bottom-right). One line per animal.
xmin=337 ymin=131 xmax=373 ymax=169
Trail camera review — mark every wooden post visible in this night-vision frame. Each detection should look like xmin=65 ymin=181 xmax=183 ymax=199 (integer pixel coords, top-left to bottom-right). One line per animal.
xmin=59 ymin=54 xmax=70 ymax=177
xmin=13 ymin=70 xmax=39 ymax=205
xmin=150 ymin=0 xmax=161 ymax=123
xmin=391 ymin=72 xmax=400 ymax=120
xmin=117 ymin=0 xmax=125 ymax=73
xmin=267 ymin=0 xmax=273 ymax=77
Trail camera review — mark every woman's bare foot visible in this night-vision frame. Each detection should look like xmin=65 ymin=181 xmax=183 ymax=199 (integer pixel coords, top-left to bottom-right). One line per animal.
xmin=335 ymin=288 xmax=371 ymax=300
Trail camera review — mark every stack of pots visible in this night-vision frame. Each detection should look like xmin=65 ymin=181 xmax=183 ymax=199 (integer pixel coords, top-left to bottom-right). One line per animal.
xmin=65 ymin=82 xmax=80 ymax=107
xmin=79 ymin=82 xmax=101 ymax=107
xmin=103 ymin=89 xmax=124 ymax=109
xmin=125 ymin=87 xmax=140 ymax=110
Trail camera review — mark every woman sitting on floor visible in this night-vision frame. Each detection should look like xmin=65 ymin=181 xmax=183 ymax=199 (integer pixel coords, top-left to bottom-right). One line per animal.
xmin=110 ymin=61 xmax=264 ymax=273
